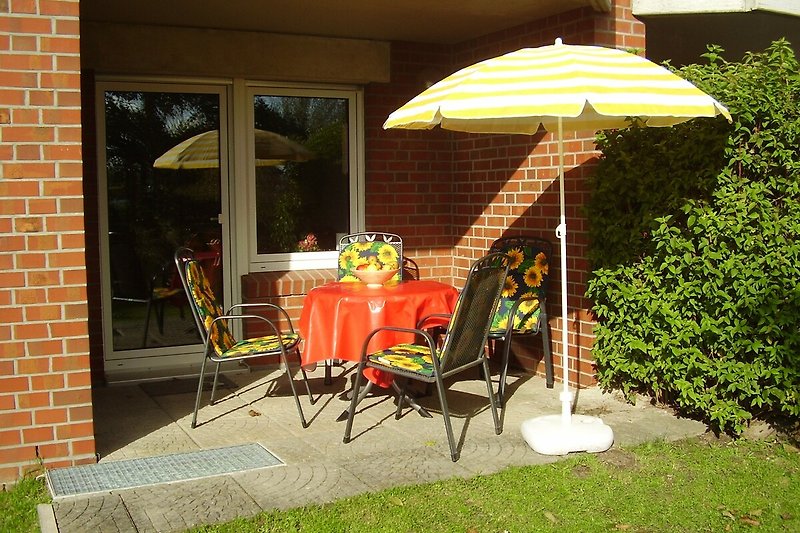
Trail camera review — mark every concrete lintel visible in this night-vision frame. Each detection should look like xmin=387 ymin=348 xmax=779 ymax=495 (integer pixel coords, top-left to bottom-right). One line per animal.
xmin=81 ymin=22 xmax=391 ymax=84
xmin=632 ymin=0 xmax=800 ymax=17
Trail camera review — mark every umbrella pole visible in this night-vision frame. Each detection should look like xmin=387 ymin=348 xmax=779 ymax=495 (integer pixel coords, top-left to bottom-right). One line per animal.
xmin=556 ymin=116 xmax=572 ymax=424
xmin=519 ymin=116 xmax=614 ymax=455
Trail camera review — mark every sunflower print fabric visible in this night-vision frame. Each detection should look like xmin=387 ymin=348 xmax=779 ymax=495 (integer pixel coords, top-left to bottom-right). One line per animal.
xmin=490 ymin=246 xmax=549 ymax=335
xmin=367 ymin=343 xmax=436 ymax=377
xmin=223 ymin=333 xmax=299 ymax=358
xmin=186 ymin=260 xmax=298 ymax=359
xmin=186 ymin=261 xmax=236 ymax=356
xmin=338 ymin=240 xmax=401 ymax=282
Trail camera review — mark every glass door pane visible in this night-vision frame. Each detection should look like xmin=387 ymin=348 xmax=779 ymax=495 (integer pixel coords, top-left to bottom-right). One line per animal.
xmin=101 ymin=88 xmax=224 ymax=353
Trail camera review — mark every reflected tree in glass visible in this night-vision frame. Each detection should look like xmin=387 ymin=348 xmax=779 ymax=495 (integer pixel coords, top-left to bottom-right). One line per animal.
xmin=253 ymin=95 xmax=350 ymax=253
xmin=104 ymin=90 xmax=222 ymax=350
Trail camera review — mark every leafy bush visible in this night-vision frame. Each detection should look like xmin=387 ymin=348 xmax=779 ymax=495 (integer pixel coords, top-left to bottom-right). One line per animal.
xmin=585 ymin=39 xmax=800 ymax=435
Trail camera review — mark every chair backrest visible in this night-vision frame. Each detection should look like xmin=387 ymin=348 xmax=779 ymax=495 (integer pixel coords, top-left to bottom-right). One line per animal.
xmin=438 ymin=253 xmax=509 ymax=373
xmin=174 ymin=247 xmax=235 ymax=356
xmin=337 ymin=232 xmax=403 ymax=282
xmin=402 ymin=256 xmax=420 ymax=281
xmin=488 ymin=236 xmax=552 ymax=334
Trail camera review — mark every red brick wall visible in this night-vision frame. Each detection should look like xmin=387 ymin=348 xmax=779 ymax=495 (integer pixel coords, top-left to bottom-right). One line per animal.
xmin=364 ymin=41 xmax=458 ymax=281
xmin=0 ymin=0 xmax=95 ymax=483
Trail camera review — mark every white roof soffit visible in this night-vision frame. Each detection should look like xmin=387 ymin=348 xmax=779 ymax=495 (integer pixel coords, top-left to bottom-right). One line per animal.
xmin=633 ymin=0 xmax=800 ymax=17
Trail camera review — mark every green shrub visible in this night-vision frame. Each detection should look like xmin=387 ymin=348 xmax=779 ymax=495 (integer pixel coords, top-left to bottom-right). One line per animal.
xmin=586 ymin=39 xmax=800 ymax=436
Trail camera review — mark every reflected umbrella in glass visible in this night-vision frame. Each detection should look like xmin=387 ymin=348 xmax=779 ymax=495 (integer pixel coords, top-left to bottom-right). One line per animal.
xmin=153 ymin=129 xmax=314 ymax=169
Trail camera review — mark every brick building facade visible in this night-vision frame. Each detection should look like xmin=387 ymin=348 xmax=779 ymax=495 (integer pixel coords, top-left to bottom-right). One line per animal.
xmin=0 ymin=0 xmax=644 ymax=483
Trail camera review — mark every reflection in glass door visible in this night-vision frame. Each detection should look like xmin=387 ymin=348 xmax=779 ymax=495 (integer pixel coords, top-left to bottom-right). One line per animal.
xmin=99 ymin=84 xmax=226 ymax=358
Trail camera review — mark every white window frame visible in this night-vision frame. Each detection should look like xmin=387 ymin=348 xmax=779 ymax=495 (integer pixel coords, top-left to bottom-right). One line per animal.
xmin=242 ymin=83 xmax=365 ymax=272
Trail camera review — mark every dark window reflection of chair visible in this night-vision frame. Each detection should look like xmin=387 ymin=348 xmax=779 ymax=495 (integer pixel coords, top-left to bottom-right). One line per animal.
xmin=108 ymin=232 xmax=184 ymax=348
xmin=343 ymin=253 xmax=509 ymax=461
xmin=402 ymin=256 xmax=420 ymax=280
xmin=487 ymin=236 xmax=554 ymax=407
xmin=175 ymin=247 xmax=314 ymax=428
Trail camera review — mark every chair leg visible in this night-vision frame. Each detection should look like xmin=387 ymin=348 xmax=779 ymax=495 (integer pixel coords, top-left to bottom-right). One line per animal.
xmin=294 ymin=349 xmax=315 ymax=404
xmin=343 ymin=361 xmax=367 ymax=443
xmin=433 ymin=376 xmax=459 ymax=462
xmin=541 ymin=311 xmax=554 ymax=389
xmin=155 ymin=300 xmax=166 ymax=333
xmin=191 ymin=357 xmax=210 ymax=429
xmin=395 ymin=378 xmax=407 ymax=419
xmin=280 ymin=351 xmax=308 ymax=428
xmin=209 ymin=362 xmax=222 ymax=405
xmin=299 ymin=366 xmax=315 ymax=405
xmin=482 ymin=358 xmax=502 ymax=435
xmin=498 ymin=336 xmax=512 ymax=408
xmin=142 ymin=298 xmax=155 ymax=348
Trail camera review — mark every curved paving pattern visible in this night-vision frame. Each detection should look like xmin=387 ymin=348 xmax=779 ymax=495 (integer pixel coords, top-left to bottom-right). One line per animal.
xmin=44 ymin=369 xmax=708 ymax=533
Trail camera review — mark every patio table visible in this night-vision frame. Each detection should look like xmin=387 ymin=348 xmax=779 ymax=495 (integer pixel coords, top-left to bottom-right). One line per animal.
xmin=298 ymin=279 xmax=458 ymax=417
xmin=299 ymin=279 xmax=458 ymax=368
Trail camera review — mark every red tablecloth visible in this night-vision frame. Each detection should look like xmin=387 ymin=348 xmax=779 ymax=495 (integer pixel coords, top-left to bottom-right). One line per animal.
xmin=298 ymin=280 xmax=459 ymax=367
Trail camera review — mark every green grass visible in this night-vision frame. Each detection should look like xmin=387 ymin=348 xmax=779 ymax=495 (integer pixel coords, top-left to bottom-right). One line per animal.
xmin=0 ymin=473 xmax=50 ymax=533
xmin=4 ymin=436 xmax=798 ymax=533
xmin=192 ymin=436 xmax=800 ymax=533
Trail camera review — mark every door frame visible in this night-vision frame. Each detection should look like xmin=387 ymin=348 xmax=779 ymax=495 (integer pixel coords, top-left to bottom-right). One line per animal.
xmin=95 ymin=78 xmax=238 ymax=381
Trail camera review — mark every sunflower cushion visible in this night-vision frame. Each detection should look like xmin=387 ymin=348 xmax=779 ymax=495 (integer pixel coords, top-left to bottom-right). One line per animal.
xmin=187 ymin=260 xmax=299 ymax=358
xmin=490 ymin=245 xmax=549 ymax=336
xmin=338 ymin=240 xmax=401 ymax=282
xmin=367 ymin=343 xmax=436 ymax=377
xmin=222 ymin=333 xmax=299 ymax=358
xmin=186 ymin=261 xmax=236 ymax=356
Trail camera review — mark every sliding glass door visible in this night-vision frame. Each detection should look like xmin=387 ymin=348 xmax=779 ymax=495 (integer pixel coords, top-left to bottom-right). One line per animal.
xmin=97 ymin=82 xmax=229 ymax=364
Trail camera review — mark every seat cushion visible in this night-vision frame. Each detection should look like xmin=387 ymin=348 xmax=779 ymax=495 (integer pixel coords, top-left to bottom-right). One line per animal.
xmin=367 ymin=343 xmax=435 ymax=377
xmin=220 ymin=333 xmax=299 ymax=358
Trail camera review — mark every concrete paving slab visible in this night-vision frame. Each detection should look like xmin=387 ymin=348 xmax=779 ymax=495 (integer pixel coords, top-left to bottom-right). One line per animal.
xmin=44 ymin=366 xmax=709 ymax=532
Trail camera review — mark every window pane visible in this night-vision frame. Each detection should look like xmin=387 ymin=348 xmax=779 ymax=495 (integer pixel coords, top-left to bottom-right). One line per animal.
xmin=253 ymin=94 xmax=350 ymax=254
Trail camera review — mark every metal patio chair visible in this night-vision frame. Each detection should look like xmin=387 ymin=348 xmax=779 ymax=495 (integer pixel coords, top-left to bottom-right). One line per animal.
xmin=343 ymin=252 xmax=509 ymax=461
xmin=487 ymin=236 xmax=554 ymax=406
xmin=174 ymin=247 xmax=314 ymax=428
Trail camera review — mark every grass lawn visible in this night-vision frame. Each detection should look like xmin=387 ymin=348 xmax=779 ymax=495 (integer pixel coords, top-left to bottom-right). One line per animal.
xmin=3 ymin=435 xmax=798 ymax=532
xmin=191 ymin=434 xmax=799 ymax=532
xmin=0 ymin=472 xmax=49 ymax=533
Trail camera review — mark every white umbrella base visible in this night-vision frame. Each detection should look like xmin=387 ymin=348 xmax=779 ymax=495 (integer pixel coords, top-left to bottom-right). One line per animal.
xmin=521 ymin=414 xmax=614 ymax=455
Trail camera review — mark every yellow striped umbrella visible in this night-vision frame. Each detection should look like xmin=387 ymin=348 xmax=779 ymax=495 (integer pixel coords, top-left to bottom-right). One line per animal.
xmin=384 ymin=38 xmax=730 ymax=133
xmin=153 ymin=129 xmax=314 ymax=169
xmin=384 ymin=38 xmax=731 ymax=455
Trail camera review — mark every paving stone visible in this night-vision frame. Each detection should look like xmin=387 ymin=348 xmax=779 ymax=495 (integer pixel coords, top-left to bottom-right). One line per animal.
xmin=234 ymin=463 xmax=372 ymax=510
xmin=120 ymin=476 xmax=261 ymax=532
xmin=52 ymin=493 xmax=136 ymax=533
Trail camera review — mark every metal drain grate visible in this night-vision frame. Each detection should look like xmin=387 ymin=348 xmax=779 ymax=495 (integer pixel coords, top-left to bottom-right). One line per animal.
xmin=46 ymin=443 xmax=283 ymax=498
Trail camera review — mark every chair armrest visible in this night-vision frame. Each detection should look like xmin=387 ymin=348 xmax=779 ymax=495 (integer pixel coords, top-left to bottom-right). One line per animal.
xmin=416 ymin=313 xmax=452 ymax=330
xmin=209 ymin=313 xmax=296 ymax=350
xmin=359 ymin=326 xmax=438 ymax=359
xmin=226 ymin=302 xmax=296 ymax=334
